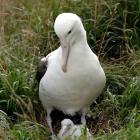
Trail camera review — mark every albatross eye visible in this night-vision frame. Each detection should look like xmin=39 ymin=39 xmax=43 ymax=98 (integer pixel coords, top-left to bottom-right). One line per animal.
xmin=66 ymin=125 xmax=71 ymax=129
xmin=68 ymin=30 xmax=72 ymax=34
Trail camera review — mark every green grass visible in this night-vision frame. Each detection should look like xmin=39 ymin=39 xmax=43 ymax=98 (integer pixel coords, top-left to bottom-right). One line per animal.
xmin=0 ymin=0 xmax=140 ymax=139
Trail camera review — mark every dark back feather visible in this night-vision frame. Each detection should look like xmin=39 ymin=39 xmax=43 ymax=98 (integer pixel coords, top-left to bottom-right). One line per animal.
xmin=36 ymin=60 xmax=48 ymax=83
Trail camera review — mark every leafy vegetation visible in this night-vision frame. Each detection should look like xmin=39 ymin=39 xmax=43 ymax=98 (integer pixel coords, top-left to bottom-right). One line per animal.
xmin=0 ymin=0 xmax=140 ymax=139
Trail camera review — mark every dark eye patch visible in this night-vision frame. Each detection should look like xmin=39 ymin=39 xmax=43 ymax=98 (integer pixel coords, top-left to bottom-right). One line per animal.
xmin=68 ymin=30 xmax=72 ymax=34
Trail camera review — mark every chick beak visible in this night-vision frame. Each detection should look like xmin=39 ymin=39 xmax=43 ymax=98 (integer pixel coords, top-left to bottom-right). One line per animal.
xmin=61 ymin=126 xmax=68 ymax=136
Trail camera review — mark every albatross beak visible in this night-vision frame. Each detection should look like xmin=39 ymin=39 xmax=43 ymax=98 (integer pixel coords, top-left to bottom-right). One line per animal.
xmin=60 ymin=39 xmax=70 ymax=73
xmin=61 ymin=126 xmax=68 ymax=136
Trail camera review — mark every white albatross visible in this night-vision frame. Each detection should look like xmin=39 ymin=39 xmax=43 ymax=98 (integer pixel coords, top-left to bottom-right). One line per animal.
xmin=58 ymin=119 xmax=92 ymax=140
xmin=38 ymin=13 xmax=106 ymax=135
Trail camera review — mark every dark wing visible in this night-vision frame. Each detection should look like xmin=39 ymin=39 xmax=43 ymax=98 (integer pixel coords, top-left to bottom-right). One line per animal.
xmin=36 ymin=59 xmax=48 ymax=83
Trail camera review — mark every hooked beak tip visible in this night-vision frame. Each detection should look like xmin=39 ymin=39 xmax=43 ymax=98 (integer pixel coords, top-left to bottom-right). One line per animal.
xmin=61 ymin=65 xmax=67 ymax=73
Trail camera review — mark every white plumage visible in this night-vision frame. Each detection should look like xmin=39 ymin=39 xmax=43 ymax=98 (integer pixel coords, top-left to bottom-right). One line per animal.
xmin=39 ymin=13 xmax=106 ymax=135
xmin=58 ymin=119 xmax=92 ymax=140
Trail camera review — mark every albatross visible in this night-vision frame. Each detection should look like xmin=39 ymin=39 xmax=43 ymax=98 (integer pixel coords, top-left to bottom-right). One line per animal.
xmin=38 ymin=13 xmax=106 ymax=135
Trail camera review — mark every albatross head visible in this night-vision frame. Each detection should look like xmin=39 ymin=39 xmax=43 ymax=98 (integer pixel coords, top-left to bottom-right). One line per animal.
xmin=54 ymin=13 xmax=86 ymax=72
xmin=60 ymin=119 xmax=74 ymax=136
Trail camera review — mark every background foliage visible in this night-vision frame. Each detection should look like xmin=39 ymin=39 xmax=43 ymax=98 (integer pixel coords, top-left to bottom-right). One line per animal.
xmin=0 ymin=0 xmax=140 ymax=139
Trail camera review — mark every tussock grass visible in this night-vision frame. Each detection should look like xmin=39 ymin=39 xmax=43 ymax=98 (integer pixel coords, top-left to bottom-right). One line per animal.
xmin=0 ymin=0 xmax=140 ymax=139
